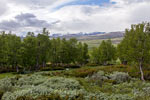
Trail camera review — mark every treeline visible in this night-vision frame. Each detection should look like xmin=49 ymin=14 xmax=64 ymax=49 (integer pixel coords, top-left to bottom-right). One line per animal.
xmin=0 ymin=22 xmax=150 ymax=81
xmin=90 ymin=22 xmax=150 ymax=81
xmin=0 ymin=28 xmax=89 ymax=72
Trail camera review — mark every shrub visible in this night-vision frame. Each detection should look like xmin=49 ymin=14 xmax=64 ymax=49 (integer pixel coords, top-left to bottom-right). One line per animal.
xmin=134 ymin=87 xmax=150 ymax=99
xmin=16 ymin=96 xmax=34 ymax=100
xmin=0 ymin=77 xmax=15 ymax=92
xmin=0 ymin=91 xmax=4 ymax=100
xmin=35 ymin=94 xmax=63 ymax=100
xmin=90 ymin=71 xmax=108 ymax=80
xmin=1 ymin=68 xmax=150 ymax=100
xmin=16 ymin=93 xmax=85 ymax=100
xmin=67 ymin=68 xmax=98 ymax=77
xmin=87 ymin=71 xmax=108 ymax=87
xmin=109 ymin=72 xmax=131 ymax=84
xmin=2 ymin=87 xmax=85 ymax=100
xmin=16 ymin=74 xmax=48 ymax=86
xmin=77 ymin=78 xmax=101 ymax=93
xmin=1 ymin=76 xmax=85 ymax=100
xmin=42 ymin=77 xmax=83 ymax=90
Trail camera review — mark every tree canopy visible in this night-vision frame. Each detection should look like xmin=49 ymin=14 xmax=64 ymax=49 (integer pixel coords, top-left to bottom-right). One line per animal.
xmin=117 ymin=22 xmax=150 ymax=81
xmin=0 ymin=29 xmax=89 ymax=71
xmin=90 ymin=40 xmax=116 ymax=65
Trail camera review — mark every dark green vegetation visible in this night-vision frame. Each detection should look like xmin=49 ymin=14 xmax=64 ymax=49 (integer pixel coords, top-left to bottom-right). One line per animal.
xmin=117 ymin=23 xmax=150 ymax=81
xmin=90 ymin=39 xmax=116 ymax=65
xmin=0 ymin=22 xmax=150 ymax=100
xmin=0 ymin=28 xmax=89 ymax=73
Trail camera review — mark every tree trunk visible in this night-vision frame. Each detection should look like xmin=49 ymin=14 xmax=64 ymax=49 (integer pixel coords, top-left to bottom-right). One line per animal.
xmin=36 ymin=56 xmax=39 ymax=70
xmin=16 ymin=66 xmax=19 ymax=73
xmin=139 ymin=61 xmax=145 ymax=81
xmin=104 ymin=61 xmax=107 ymax=66
xmin=42 ymin=61 xmax=45 ymax=67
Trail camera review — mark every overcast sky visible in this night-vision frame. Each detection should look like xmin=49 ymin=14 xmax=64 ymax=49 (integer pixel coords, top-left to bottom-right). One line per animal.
xmin=0 ymin=0 xmax=150 ymax=35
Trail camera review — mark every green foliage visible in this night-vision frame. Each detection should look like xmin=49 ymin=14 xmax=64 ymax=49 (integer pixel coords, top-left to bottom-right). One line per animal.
xmin=0 ymin=29 xmax=89 ymax=72
xmin=117 ymin=22 xmax=150 ymax=80
xmin=76 ymin=42 xmax=89 ymax=65
xmin=36 ymin=29 xmax=51 ymax=67
xmin=99 ymin=40 xmax=116 ymax=65
xmin=21 ymin=33 xmax=37 ymax=68
xmin=118 ymin=23 xmax=150 ymax=64
xmin=90 ymin=47 xmax=100 ymax=64
xmin=0 ymin=32 xmax=21 ymax=71
xmin=90 ymin=40 xmax=116 ymax=65
xmin=48 ymin=37 xmax=89 ymax=65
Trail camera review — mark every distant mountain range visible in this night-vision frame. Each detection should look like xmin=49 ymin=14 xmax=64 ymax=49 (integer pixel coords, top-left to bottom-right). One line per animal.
xmin=50 ymin=32 xmax=105 ymax=38
xmin=19 ymin=31 xmax=125 ymax=41
xmin=50 ymin=31 xmax=125 ymax=40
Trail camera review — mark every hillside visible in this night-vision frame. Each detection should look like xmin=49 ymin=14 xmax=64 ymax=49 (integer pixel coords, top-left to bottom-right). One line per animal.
xmin=50 ymin=31 xmax=124 ymax=49
xmin=79 ymin=32 xmax=124 ymax=49
xmin=77 ymin=32 xmax=124 ymax=41
xmin=51 ymin=31 xmax=124 ymax=40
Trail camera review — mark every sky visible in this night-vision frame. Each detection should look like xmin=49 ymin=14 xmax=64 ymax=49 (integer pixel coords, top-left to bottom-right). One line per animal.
xmin=0 ymin=0 xmax=150 ymax=35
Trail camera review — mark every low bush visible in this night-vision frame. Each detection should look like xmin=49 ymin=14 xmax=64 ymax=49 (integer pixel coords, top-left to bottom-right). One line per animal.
xmin=77 ymin=78 xmax=101 ymax=93
xmin=109 ymin=72 xmax=131 ymax=84
xmin=89 ymin=71 xmax=108 ymax=80
xmin=66 ymin=68 xmax=98 ymax=77
xmin=16 ymin=96 xmax=34 ymax=100
xmin=87 ymin=71 xmax=108 ymax=87
xmin=1 ymin=66 xmax=150 ymax=100
xmin=1 ymin=76 xmax=85 ymax=100
xmin=42 ymin=77 xmax=83 ymax=90
xmin=0 ymin=77 xmax=15 ymax=92
xmin=16 ymin=93 xmax=85 ymax=100
xmin=16 ymin=74 xmax=47 ymax=86
xmin=98 ymin=65 xmax=150 ymax=80
xmin=0 ymin=91 xmax=4 ymax=100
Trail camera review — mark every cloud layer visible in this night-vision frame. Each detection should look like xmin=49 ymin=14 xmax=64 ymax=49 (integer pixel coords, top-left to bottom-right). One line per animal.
xmin=0 ymin=0 xmax=150 ymax=35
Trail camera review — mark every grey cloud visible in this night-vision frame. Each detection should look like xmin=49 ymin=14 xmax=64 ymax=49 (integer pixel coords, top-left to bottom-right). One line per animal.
xmin=0 ymin=1 xmax=8 ymax=16
xmin=15 ymin=13 xmax=49 ymax=27
xmin=81 ymin=6 xmax=97 ymax=16
xmin=0 ymin=20 xmax=20 ymax=30
xmin=0 ymin=13 xmax=59 ymax=31
xmin=51 ymin=20 xmax=61 ymax=25
xmin=15 ymin=13 xmax=36 ymax=21
xmin=129 ymin=3 xmax=150 ymax=23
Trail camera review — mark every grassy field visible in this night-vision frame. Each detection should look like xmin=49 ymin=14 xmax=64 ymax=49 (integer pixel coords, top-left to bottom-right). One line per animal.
xmin=0 ymin=65 xmax=150 ymax=100
xmin=80 ymin=37 xmax=123 ymax=49
xmin=0 ymin=73 xmax=15 ymax=79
